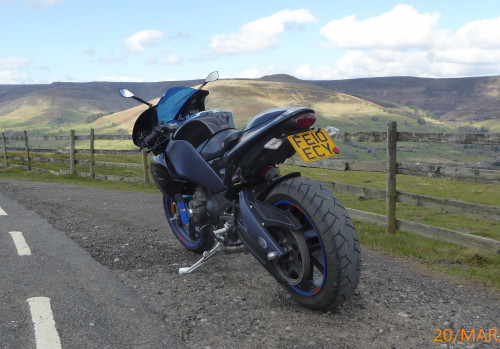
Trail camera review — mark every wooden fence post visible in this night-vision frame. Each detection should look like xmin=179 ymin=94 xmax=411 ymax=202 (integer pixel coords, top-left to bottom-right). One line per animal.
xmin=90 ymin=128 xmax=95 ymax=179
xmin=70 ymin=130 xmax=76 ymax=175
xmin=386 ymin=121 xmax=398 ymax=234
xmin=142 ymin=148 xmax=150 ymax=185
xmin=24 ymin=130 xmax=31 ymax=171
xmin=2 ymin=133 xmax=8 ymax=167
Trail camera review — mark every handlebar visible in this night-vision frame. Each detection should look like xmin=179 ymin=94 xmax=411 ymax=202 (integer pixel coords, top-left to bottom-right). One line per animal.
xmin=141 ymin=122 xmax=178 ymax=150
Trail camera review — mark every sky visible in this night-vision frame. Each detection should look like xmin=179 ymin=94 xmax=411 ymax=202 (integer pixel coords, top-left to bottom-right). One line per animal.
xmin=1 ymin=0 xmax=500 ymax=84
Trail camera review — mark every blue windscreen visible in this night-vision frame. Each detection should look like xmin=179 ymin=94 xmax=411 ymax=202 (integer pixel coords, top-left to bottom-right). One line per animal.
xmin=157 ymin=87 xmax=197 ymax=123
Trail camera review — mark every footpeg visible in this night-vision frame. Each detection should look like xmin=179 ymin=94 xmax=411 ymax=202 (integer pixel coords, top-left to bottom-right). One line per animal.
xmin=178 ymin=241 xmax=224 ymax=274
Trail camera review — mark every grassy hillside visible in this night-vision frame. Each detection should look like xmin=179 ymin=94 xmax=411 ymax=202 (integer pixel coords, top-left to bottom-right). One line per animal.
xmin=2 ymin=78 xmax=448 ymax=137
xmin=3 ymin=75 xmax=498 ymax=135
xmin=0 ymin=80 xmax=202 ymax=134
xmin=302 ymin=75 xmax=500 ymax=132
xmin=204 ymin=80 xmax=450 ymax=133
xmin=2 ymin=77 xmax=497 ymax=165
xmin=73 ymin=79 xmax=451 ymax=137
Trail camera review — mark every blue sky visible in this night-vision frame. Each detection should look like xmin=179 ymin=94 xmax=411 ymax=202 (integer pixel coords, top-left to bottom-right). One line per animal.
xmin=1 ymin=0 xmax=500 ymax=84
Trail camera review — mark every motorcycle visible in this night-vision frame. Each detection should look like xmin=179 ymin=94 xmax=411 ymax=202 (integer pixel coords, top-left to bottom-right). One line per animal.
xmin=119 ymin=72 xmax=361 ymax=310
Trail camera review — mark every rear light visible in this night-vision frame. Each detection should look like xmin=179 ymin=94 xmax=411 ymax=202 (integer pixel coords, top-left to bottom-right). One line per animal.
xmin=293 ymin=112 xmax=316 ymax=129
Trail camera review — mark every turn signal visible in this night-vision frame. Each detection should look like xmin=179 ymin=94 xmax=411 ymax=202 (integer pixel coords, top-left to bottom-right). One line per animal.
xmin=324 ymin=126 xmax=339 ymax=136
xmin=264 ymin=138 xmax=283 ymax=150
xmin=293 ymin=112 xmax=316 ymax=129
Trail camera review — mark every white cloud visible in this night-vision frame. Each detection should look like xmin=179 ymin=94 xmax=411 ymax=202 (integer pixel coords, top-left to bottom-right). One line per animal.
xmin=95 ymin=76 xmax=144 ymax=82
xmin=124 ymin=29 xmax=164 ymax=53
xmin=294 ymin=64 xmax=315 ymax=79
xmin=147 ymin=53 xmax=183 ymax=65
xmin=27 ymin=0 xmax=63 ymax=10
xmin=454 ymin=17 xmax=500 ymax=49
xmin=320 ymin=4 xmax=440 ymax=50
xmin=99 ymin=52 xmax=121 ymax=64
xmin=0 ymin=56 xmax=31 ymax=70
xmin=209 ymin=9 xmax=317 ymax=54
xmin=164 ymin=54 xmax=182 ymax=65
xmin=233 ymin=66 xmax=279 ymax=79
xmin=0 ymin=57 xmax=32 ymax=83
xmin=235 ymin=69 xmax=262 ymax=79
xmin=308 ymin=6 xmax=500 ymax=79
xmin=296 ymin=47 xmax=500 ymax=80
xmin=97 ymin=29 xmax=165 ymax=64
xmin=0 ymin=70 xmax=30 ymax=84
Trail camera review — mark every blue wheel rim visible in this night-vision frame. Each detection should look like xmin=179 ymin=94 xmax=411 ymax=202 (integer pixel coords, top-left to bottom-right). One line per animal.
xmin=165 ymin=197 xmax=203 ymax=247
xmin=273 ymin=200 xmax=326 ymax=296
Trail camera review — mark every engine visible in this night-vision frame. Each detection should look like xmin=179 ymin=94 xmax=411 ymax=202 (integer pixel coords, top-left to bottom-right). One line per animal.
xmin=188 ymin=188 xmax=208 ymax=225
xmin=188 ymin=187 xmax=231 ymax=226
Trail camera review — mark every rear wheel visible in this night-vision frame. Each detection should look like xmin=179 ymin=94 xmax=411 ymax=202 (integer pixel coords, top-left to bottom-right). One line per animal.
xmin=265 ymin=177 xmax=361 ymax=309
xmin=163 ymin=195 xmax=214 ymax=254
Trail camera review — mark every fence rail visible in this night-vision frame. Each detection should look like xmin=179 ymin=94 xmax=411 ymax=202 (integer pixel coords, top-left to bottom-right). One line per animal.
xmin=2 ymin=127 xmax=499 ymax=254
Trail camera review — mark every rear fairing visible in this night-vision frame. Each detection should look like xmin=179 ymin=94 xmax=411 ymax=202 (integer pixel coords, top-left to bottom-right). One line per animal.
xmin=223 ymin=107 xmax=313 ymax=182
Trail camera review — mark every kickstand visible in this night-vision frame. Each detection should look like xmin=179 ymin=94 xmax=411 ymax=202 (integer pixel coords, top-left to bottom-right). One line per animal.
xmin=178 ymin=241 xmax=224 ymax=274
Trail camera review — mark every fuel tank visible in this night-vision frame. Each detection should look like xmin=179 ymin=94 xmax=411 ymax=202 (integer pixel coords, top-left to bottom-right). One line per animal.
xmin=174 ymin=109 xmax=236 ymax=149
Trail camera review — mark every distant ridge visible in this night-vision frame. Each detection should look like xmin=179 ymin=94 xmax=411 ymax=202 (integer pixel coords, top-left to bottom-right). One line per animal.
xmin=309 ymin=75 xmax=500 ymax=122
xmin=260 ymin=74 xmax=303 ymax=83
xmin=1 ymin=74 xmax=499 ymax=134
xmin=257 ymin=74 xmax=500 ymax=123
xmin=0 ymin=79 xmax=203 ymax=130
xmin=0 ymin=79 xmax=203 ymax=114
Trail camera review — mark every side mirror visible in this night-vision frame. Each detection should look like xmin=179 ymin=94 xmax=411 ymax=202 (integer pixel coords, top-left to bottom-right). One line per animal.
xmin=205 ymin=71 xmax=219 ymax=83
xmin=118 ymin=88 xmax=153 ymax=107
xmin=119 ymin=88 xmax=135 ymax=98
xmin=198 ymin=71 xmax=219 ymax=91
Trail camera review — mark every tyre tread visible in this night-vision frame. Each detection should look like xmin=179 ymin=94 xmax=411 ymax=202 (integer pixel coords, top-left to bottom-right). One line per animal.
xmin=266 ymin=177 xmax=361 ymax=309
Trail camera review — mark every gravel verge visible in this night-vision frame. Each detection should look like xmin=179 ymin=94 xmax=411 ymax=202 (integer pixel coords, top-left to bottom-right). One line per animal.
xmin=1 ymin=179 xmax=498 ymax=349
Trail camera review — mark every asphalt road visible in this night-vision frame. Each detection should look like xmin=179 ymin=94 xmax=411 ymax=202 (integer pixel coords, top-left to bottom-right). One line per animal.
xmin=0 ymin=192 xmax=178 ymax=349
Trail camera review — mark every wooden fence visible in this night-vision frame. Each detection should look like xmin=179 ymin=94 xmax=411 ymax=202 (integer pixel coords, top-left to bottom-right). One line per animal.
xmin=1 ymin=131 xmax=149 ymax=184
xmin=2 ymin=125 xmax=500 ymax=254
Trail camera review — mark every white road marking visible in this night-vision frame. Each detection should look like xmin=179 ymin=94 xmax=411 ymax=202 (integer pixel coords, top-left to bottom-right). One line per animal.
xmin=0 ymin=206 xmax=7 ymax=215
xmin=9 ymin=231 xmax=32 ymax=256
xmin=27 ymin=297 xmax=62 ymax=349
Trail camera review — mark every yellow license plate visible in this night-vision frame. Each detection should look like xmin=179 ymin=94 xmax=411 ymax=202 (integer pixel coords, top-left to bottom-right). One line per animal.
xmin=287 ymin=129 xmax=341 ymax=163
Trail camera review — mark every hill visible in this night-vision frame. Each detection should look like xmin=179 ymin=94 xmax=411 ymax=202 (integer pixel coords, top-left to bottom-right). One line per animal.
xmin=0 ymin=79 xmax=202 ymax=133
xmin=2 ymin=77 xmax=497 ymax=166
xmin=2 ymin=74 xmax=500 ymax=135
xmin=83 ymin=79 xmax=450 ymax=136
xmin=301 ymin=75 xmax=500 ymax=132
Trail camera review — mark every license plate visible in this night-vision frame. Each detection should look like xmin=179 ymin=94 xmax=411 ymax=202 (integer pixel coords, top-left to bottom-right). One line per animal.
xmin=287 ymin=129 xmax=341 ymax=163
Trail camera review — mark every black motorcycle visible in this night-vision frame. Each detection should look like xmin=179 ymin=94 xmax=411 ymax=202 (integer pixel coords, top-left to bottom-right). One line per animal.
xmin=119 ymin=72 xmax=361 ymax=310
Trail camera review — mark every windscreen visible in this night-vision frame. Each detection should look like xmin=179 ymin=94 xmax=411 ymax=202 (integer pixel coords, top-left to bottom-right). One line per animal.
xmin=156 ymin=87 xmax=197 ymax=124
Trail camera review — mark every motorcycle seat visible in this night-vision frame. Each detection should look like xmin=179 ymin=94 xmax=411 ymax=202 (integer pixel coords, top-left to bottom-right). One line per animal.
xmin=199 ymin=129 xmax=241 ymax=161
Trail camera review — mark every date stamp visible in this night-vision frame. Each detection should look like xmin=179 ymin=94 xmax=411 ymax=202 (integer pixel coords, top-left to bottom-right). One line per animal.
xmin=434 ymin=328 xmax=498 ymax=342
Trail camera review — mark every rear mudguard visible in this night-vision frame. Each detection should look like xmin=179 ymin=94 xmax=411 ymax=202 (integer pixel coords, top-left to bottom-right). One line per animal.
xmin=236 ymin=175 xmax=303 ymax=265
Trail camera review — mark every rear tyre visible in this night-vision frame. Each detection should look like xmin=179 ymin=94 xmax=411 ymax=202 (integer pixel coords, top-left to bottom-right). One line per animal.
xmin=265 ymin=177 xmax=361 ymax=309
xmin=163 ymin=195 xmax=214 ymax=254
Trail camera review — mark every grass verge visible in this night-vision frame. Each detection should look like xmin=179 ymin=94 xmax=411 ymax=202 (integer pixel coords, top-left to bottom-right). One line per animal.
xmin=356 ymin=222 xmax=500 ymax=290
